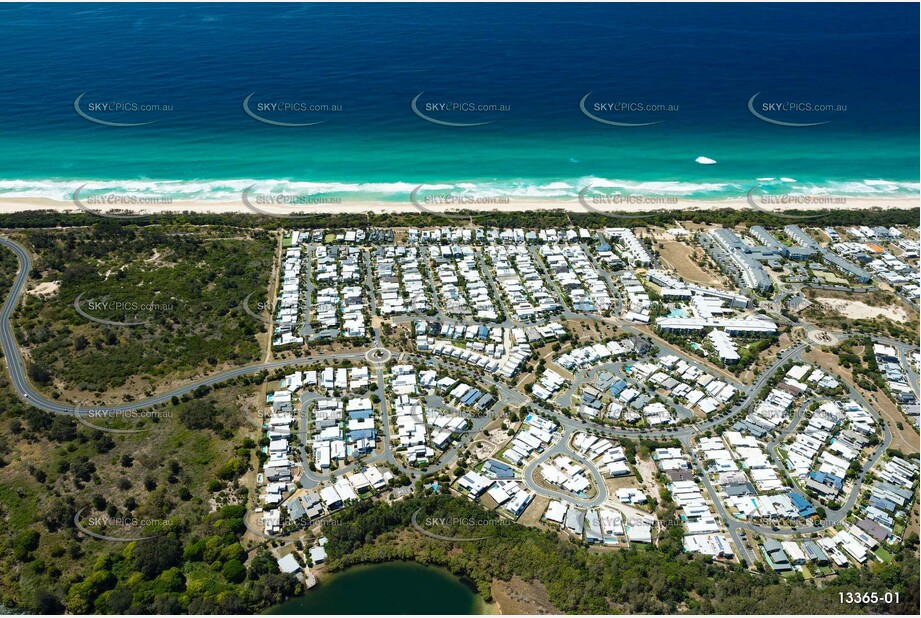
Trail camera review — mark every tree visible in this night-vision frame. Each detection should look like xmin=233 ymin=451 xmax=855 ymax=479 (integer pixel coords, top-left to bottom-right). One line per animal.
xmin=133 ymin=536 xmax=182 ymax=578
xmin=27 ymin=361 xmax=52 ymax=385
xmin=222 ymin=559 xmax=246 ymax=583
xmin=33 ymin=589 xmax=64 ymax=614
xmin=178 ymin=399 xmax=219 ymax=430
xmin=107 ymin=588 xmax=133 ymax=613
xmin=48 ymin=415 xmax=77 ymax=442
xmin=13 ymin=529 xmax=41 ymax=560
xmin=248 ymin=550 xmax=280 ymax=580
xmin=65 ymin=570 xmax=116 ymax=614
xmin=252 ymin=573 xmax=299 ymax=606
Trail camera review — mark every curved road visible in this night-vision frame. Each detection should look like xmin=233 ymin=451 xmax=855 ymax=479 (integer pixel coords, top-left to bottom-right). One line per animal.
xmin=522 ymin=425 xmax=609 ymax=508
xmin=0 ymin=236 xmax=369 ymax=414
xmin=0 ymin=235 xmax=912 ymax=550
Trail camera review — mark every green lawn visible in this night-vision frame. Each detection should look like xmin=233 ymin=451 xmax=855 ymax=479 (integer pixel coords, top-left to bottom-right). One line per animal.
xmin=873 ymin=546 xmax=894 ymax=563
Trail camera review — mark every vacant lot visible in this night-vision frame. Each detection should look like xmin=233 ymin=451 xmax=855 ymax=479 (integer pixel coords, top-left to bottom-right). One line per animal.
xmin=492 ymin=576 xmax=559 ymax=615
xmin=657 ymin=240 xmax=725 ymax=287
xmin=517 ymin=494 xmax=551 ymax=528
xmin=818 ymin=297 xmax=910 ymax=323
xmin=802 ymin=289 xmax=919 ymax=343
xmin=739 ymin=332 xmax=796 ymax=383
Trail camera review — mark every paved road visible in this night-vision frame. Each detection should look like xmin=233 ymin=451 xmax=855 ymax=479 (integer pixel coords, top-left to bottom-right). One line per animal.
xmin=521 ymin=425 xmax=609 ymax=508
xmin=897 ymin=345 xmax=920 ymax=399
xmin=297 ymin=242 xmax=315 ymax=338
xmin=0 ymin=234 xmax=909 ymax=559
xmin=0 ymin=236 xmax=363 ymax=415
xmin=681 ymin=345 xmax=893 ymax=540
xmin=0 ymin=237 xmax=33 ymax=405
xmin=679 ymin=434 xmax=758 ymax=567
xmin=765 ymin=397 xmax=824 ymax=475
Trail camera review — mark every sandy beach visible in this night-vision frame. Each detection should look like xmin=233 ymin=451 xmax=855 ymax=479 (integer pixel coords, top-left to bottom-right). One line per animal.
xmin=0 ymin=196 xmax=917 ymax=217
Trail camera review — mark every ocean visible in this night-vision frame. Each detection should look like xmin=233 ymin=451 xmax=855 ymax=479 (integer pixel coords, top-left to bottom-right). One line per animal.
xmin=0 ymin=2 xmax=917 ymax=203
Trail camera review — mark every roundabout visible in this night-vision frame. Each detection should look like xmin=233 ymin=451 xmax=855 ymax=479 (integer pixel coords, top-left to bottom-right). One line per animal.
xmin=365 ymin=346 xmax=393 ymax=366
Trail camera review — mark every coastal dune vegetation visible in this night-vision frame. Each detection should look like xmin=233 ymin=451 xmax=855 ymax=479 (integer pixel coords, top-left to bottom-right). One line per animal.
xmin=0 ymin=207 xmax=919 ymax=235
xmin=10 ymin=223 xmax=273 ymax=396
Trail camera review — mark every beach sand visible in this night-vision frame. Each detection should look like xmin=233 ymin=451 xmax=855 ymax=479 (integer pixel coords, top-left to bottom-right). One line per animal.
xmin=0 ymin=196 xmax=917 ymax=218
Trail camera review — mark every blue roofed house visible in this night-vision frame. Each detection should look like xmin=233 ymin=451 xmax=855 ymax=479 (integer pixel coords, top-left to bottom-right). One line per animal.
xmin=610 ymin=380 xmax=628 ymax=397
xmin=483 ymin=459 xmax=515 ymax=479
xmin=788 ymin=492 xmax=816 ymax=517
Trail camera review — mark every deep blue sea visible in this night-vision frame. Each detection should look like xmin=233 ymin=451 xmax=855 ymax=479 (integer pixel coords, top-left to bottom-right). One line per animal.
xmin=0 ymin=2 xmax=917 ymax=202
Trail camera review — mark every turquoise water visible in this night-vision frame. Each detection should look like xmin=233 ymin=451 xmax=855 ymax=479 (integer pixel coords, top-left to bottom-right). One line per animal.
xmin=0 ymin=3 xmax=917 ymax=202
xmin=266 ymin=562 xmax=486 ymax=615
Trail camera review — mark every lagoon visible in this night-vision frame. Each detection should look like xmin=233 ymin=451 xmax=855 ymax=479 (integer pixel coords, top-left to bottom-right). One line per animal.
xmin=267 ymin=561 xmax=488 ymax=615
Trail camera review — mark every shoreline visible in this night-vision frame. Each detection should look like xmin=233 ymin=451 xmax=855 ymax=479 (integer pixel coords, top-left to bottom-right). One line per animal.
xmin=265 ymin=560 xmax=497 ymax=615
xmin=0 ymin=196 xmax=917 ymax=217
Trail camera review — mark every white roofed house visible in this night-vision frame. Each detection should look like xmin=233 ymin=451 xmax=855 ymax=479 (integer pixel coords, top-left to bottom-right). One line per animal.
xmin=319 ymin=485 xmax=343 ymax=510
xmin=262 ymin=509 xmax=281 ymax=536
xmin=544 ymin=500 xmax=567 ymax=525
xmin=458 ymin=471 xmax=493 ymax=498
xmin=277 ymin=553 xmax=302 ymax=575
xmin=334 ymin=478 xmax=359 ymax=503
xmin=271 ymin=390 xmax=293 ymax=411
